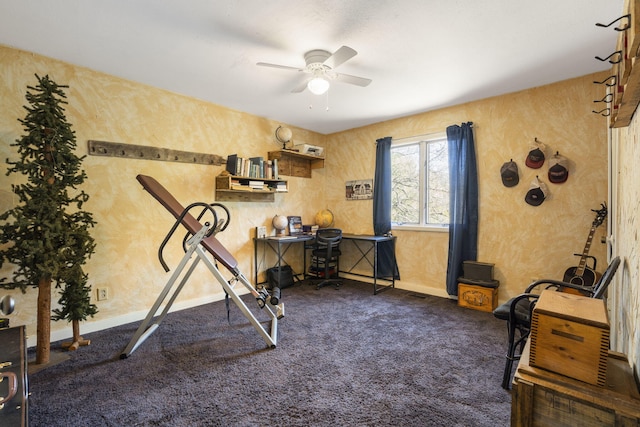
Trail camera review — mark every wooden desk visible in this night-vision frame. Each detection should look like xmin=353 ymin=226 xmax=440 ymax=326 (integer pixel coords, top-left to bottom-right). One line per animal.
xmin=339 ymin=234 xmax=397 ymax=295
xmin=511 ymin=340 xmax=640 ymax=426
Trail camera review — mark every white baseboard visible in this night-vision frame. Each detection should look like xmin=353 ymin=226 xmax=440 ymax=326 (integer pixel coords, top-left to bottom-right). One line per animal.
xmin=338 ymin=273 xmax=452 ymax=299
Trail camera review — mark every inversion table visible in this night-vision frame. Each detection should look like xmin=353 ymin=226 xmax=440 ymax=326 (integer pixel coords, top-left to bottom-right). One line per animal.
xmin=120 ymin=175 xmax=283 ymax=358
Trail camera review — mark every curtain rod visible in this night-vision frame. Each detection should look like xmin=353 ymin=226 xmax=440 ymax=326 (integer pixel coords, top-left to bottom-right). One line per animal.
xmin=390 ymin=124 xmax=476 ymax=143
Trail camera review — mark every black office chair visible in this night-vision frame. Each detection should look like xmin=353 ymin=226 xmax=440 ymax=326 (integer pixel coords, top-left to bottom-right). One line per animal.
xmin=492 ymin=256 xmax=621 ymax=390
xmin=310 ymin=228 xmax=342 ymax=289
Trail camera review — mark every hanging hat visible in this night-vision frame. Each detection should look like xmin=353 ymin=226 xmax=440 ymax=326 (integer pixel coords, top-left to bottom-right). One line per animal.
xmin=500 ymin=160 xmax=519 ymax=187
xmin=525 ymin=140 xmax=546 ymax=169
xmin=547 ymin=152 xmax=569 ymax=184
xmin=525 ymin=177 xmax=548 ymax=206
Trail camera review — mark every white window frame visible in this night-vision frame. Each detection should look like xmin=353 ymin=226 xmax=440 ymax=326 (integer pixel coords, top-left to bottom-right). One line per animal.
xmin=391 ymin=132 xmax=449 ymax=233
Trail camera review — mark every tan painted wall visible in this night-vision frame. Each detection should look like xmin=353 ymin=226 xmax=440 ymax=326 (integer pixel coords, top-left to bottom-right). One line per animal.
xmin=0 ymin=45 xmax=327 ymax=343
xmin=328 ymin=74 xmax=609 ymax=302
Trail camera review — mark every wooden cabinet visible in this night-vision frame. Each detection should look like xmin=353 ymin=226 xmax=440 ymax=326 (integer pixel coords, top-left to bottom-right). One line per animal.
xmin=215 ymin=173 xmax=288 ymax=202
xmin=268 ymin=150 xmax=324 ymax=178
xmin=511 ymin=341 xmax=640 ymax=427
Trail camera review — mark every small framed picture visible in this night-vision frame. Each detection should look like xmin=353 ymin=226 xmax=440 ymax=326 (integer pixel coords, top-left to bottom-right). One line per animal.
xmin=256 ymin=226 xmax=267 ymax=239
xmin=346 ymin=179 xmax=373 ymax=200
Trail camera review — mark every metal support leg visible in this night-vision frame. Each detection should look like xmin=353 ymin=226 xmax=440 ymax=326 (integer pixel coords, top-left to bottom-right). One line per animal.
xmin=121 ymin=226 xmax=282 ymax=359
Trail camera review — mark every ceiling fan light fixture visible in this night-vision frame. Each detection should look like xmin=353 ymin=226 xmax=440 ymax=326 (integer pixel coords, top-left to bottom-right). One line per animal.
xmin=307 ymin=76 xmax=330 ymax=95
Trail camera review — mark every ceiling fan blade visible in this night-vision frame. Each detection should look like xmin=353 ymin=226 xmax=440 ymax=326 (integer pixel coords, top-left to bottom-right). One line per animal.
xmin=256 ymin=62 xmax=303 ymax=72
xmin=324 ymin=46 xmax=357 ymax=69
xmin=291 ymin=78 xmax=310 ymax=93
xmin=334 ymin=72 xmax=372 ymax=87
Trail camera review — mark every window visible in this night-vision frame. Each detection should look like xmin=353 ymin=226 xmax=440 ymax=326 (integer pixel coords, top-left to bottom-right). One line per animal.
xmin=391 ymin=134 xmax=449 ymax=229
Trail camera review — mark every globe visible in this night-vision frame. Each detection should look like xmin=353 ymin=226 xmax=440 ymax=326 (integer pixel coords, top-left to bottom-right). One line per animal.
xmin=272 ymin=214 xmax=289 ymax=235
xmin=314 ymin=209 xmax=335 ymax=228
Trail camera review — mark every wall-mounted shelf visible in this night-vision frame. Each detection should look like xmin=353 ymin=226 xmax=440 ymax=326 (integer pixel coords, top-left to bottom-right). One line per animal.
xmin=268 ymin=150 xmax=324 ymax=178
xmin=215 ymin=173 xmax=287 ymax=202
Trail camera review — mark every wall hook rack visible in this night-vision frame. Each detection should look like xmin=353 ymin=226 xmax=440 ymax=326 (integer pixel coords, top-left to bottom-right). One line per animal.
xmin=594 ymin=93 xmax=614 ymax=103
xmin=595 ymin=14 xmax=631 ymax=31
xmin=593 ymin=75 xmax=617 ymax=87
xmin=87 ymin=140 xmax=226 ymax=166
xmin=595 ymin=50 xmax=623 ymax=64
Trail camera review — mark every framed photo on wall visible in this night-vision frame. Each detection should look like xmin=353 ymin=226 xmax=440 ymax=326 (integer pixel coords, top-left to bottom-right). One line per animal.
xmin=345 ymin=179 xmax=373 ymax=200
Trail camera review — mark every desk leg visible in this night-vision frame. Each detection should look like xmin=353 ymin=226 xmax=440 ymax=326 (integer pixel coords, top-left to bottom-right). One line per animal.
xmin=373 ymin=241 xmax=379 ymax=294
xmin=254 ymin=239 xmax=258 ymax=289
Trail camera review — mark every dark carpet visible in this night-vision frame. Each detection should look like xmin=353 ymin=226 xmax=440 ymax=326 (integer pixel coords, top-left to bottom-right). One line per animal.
xmin=28 ymin=280 xmax=512 ymax=426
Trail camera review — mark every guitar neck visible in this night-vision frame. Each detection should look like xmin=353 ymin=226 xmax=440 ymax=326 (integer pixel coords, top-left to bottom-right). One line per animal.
xmin=575 ymin=226 xmax=597 ymax=276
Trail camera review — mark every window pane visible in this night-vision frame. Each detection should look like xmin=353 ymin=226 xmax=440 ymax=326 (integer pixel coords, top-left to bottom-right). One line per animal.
xmin=391 ymin=144 xmax=420 ymax=224
xmin=426 ymin=139 xmax=449 ymax=224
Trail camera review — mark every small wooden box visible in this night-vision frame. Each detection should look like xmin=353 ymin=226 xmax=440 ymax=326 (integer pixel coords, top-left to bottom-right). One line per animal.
xmin=530 ymin=290 xmax=610 ymax=386
xmin=458 ymin=282 xmax=498 ymax=312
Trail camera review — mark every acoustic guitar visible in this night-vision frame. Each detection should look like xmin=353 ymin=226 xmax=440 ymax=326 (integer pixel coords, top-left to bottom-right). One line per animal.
xmin=562 ymin=204 xmax=607 ymax=288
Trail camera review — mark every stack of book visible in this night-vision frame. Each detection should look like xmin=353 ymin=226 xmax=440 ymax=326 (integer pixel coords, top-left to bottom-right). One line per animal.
xmin=249 ymin=180 xmax=267 ymax=191
xmin=272 ymin=182 xmax=287 ymax=192
xmin=309 ymin=256 xmax=338 ymax=278
xmin=230 ymin=179 xmax=253 ymax=191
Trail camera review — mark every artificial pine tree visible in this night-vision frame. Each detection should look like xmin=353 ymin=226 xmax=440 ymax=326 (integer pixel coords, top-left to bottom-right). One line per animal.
xmin=0 ymin=74 xmax=97 ymax=364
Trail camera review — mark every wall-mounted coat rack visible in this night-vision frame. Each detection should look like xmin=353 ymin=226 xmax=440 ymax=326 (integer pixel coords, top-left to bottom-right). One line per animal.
xmin=87 ymin=140 xmax=225 ymax=166
xmin=593 ymin=2 xmax=640 ymax=128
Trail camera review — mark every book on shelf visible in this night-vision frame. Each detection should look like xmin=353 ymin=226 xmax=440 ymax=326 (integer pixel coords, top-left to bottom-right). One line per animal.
xmin=230 ymin=183 xmax=253 ymax=191
xmin=266 ymin=160 xmax=273 ymax=179
xmin=249 ymin=156 xmax=264 ymax=178
xmin=226 ymin=154 xmax=238 ymax=175
xmin=268 ymin=181 xmax=287 ymax=192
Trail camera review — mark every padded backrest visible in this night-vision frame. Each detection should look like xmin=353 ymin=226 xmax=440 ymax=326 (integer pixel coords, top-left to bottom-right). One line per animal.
xmin=136 ymin=175 xmax=238 ymax=272
xmin=315 ymin=228 xmax=342 ymax=248
xmin=592 ymin=256 xmax=621 ymax=299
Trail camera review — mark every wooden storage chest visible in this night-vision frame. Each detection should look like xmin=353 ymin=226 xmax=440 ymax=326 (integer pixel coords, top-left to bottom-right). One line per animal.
xmin=457 ymin=282 xmax=498 ymax=312
xmin=530 ymin=290 xmax=610 ymax=386
xmin=512 ymin=341 xmax=640 ymax=427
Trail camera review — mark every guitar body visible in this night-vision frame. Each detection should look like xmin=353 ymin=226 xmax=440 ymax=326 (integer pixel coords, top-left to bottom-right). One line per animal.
xmin=562 ymin=203 xmax=607 ymax=295
xmin=562 ymin=266 xmax=598 ymax=290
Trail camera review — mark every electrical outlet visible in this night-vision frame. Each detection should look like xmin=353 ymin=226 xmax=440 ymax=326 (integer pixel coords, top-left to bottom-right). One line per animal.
xmin=97 ymin=287 xmax=108 ymax=301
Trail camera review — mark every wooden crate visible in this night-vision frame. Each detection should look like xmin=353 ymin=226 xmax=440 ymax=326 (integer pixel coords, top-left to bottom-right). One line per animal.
xmin=457 ymin=282 xmax=498 ymax=312
xmin=512 ymin=341 xmax=640 ymax=427
xmin=530 ymin=290 xmax=609 ymax=386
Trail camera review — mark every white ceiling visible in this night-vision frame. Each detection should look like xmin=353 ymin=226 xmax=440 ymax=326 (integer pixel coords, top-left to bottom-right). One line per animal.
xmin=0 ymin=0 xmax=624 ymax=134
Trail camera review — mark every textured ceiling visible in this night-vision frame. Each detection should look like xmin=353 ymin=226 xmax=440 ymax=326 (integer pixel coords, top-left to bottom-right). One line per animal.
xmin=0 ymin=0 xmax=624 ymax=134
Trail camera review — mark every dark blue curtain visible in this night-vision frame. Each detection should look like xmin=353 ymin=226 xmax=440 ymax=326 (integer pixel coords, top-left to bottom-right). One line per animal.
xmin=445 ymin=122 xmax=478 ymax=296
xmin=373 ymin=136 xmax=399 ymax=279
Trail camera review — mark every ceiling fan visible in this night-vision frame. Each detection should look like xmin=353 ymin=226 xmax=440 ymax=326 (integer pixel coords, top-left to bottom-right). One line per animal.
xmin=257 ymin=45 xmax=372 ymax=95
